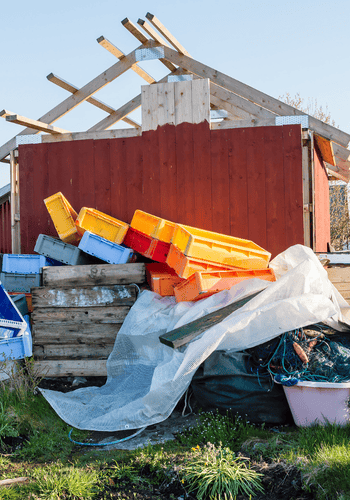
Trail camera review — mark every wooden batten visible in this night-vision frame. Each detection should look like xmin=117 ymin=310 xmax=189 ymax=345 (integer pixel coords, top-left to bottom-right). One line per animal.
xmin=34 ymin=360 xmax=108 ymax=378
xmin=142 ymin=78 xmax=210 ymax=131
xmin=41 ymin=128 xmax=140 ymax=144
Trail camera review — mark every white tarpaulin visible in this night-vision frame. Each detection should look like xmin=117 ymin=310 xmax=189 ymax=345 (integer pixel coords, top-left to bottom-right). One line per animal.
xmin=40 ymin=245 xmax=350 ymax=431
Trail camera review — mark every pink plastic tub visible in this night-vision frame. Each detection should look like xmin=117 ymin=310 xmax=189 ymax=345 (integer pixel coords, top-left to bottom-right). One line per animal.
xmin=283 ymin=380 xmax=350 ymax=427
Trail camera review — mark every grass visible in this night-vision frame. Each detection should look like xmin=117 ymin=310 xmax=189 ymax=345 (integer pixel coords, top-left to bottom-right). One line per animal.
xmin=2 ymin=361 xmax=350 ymax=499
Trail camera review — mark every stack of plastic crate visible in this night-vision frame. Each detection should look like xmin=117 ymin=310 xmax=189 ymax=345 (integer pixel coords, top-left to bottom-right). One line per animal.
xmin=124 ymin=209 xmax=275 ymax=301
xmin=0 ymin=284 xmax=32 ymax=361
xmin=0 ymin=254 xmax=46 ymax=293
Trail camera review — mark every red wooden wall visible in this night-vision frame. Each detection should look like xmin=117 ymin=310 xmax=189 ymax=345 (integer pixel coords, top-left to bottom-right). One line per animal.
xmin=0 ymin=200 xmax=11 ymax=253
xmin=314 ymin=146 xmax=330 ymax=252
xmin=18 ymin=123 xmax=305 ymax=258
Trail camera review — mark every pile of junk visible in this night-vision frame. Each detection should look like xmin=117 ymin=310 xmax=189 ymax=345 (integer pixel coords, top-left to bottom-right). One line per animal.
xmin=2 ymin=191 xmax=350 ymax=434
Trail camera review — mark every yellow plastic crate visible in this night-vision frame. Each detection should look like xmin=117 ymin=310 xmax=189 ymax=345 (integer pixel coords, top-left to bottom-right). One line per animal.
xmin=171 ymin=224 xmax=271 ymax=269
xmin=174 ymin=268 xmax=276 ymax=302
xmin=130 ymin=210 xmax=176 ymax=244
xmin=44 ymin=192 xmax=80 ymax=244
xmin=166 ymin=244 xmax=238 ymax=279
xmin=76 ymin=208 xmax=129 ymax=244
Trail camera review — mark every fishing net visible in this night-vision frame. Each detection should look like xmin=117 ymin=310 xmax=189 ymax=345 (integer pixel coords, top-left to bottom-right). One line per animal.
xmin=246 ymin=323 xmax=350 ymax=385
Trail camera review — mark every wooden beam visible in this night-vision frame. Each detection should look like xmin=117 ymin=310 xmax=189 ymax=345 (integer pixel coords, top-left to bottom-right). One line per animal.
xmin=162 ymin=46 xmax=350 ymax=147
xmin=122 ymin=18 xmax=176 ymax=72
xmin=210 ymin=85 xmax=274 ymax=120
xmin=34 ymin=359 xmax=108 ymax=377
xmin=145 ymin=12 xmax=191 ymax=57
xmin=0 ymin=44 xmax=144 ymax=161
xmin=47 ymin=73 xmax=140 ymax=129
xmin=332 ymin=142 xmax=350 ymax=162
xmin=41 ymin=127 xmax=140 ymax=143
xmin=137 ymin=19 xmax=171 ymax=47
xmin=10 ymin=150 xmax=20 ymax=254
xmin=89 ymin=67 xmax=186 ymax=132
xmin=0 ymin=109 xmax=15 ymax=118
xmin=6 ymin=114 xmax=70 ymax=134
xmin=97 ymin=35 xmax=155 ymax=84
xmin=314 ymin=134 xmax=336 ymax=166
xmin=325 ymin=161 xmax=350 ymax=183
xmin=0 ymin=158 xmax=10 ymax=164
xmin=211 ymin=118 xmax=276 ymax=130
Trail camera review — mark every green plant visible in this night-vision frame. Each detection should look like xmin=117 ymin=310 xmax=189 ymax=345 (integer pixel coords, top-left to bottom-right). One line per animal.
xmin=0 ymin=401 xmax=19 ymax=445
xmin=177 ymin=410 xmax=267 ymax=450
xmin=32 ymin=462 xmax=99 ymax=499
xmin=181 ymin=442 xmax=264 ymax=500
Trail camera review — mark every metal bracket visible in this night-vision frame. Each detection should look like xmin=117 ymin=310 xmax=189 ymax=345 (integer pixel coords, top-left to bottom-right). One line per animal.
xmin=16 ymin=135 xmax=42 ymax=147
xmin=275 ymin=115 xmax=309 ymax=129
xmin=168 ymin=74 xmax=193 ymax=83
xmin=303 ymin=203 xmax=313 ymax=213
xmin=135 ymin=47 xmax=164 ymax=61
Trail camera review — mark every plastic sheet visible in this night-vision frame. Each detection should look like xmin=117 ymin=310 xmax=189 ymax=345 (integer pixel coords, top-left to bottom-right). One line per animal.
xmin=40 ymin=245 xmax=350 ymax=431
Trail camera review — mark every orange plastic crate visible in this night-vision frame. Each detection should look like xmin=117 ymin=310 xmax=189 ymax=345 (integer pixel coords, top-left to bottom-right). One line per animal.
xmin=166 ymin=244 xmax=238 ymax=279
xmin=146 ymin=263 xmax=185 ymax=296
xmin=130 ymin=210 xmax=176 ymax=244
xmin=44 ymin=192 xmax=80 ymax=244
xmin=172 ymin=224 xmax=271 ymax=269
xmin=174 ymin=268 xmax=276 ymax=302
xmin=76 ymin=208 xmax=129 ymax=244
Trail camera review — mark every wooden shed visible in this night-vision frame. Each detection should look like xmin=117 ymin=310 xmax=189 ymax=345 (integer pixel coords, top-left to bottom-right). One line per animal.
xmin=1 ymin=13 xmax=350 ymax=258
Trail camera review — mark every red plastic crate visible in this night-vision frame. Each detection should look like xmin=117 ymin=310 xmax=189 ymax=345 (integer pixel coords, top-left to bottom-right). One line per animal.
xmin=123 ymin=228 xmax=170 ymax=263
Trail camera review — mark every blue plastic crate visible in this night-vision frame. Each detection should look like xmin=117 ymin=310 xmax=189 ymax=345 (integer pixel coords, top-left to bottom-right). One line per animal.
xmin=0 ymin=316 xmax=32 ymax=361
xmin=2 ymin=254 xmax=47 ymax=274
xmin=10 ymin=294 xmax=29 ymax=316
xmin=78 ymin=231 xmax=133 ymax=265
xmin=0 ymin=284 xmax=27 ymax=342
xmin=34 ymin=234 xmax=104 ymax=266
xmin=0 ymin=272 xmax=41 ymax=293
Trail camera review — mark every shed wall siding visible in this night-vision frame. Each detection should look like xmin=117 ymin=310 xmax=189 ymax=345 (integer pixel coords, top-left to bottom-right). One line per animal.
xmin=314 ymin=147 xmax=331 ymax=252
xmin=18 ymin=123 xmax=305 ymax=258
xmin=0 ymin=200 xmax=11 ymax=253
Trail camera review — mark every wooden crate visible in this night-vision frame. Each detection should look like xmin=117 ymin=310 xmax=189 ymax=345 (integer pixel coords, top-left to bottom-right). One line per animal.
xmin=32 ymin=263 xmax=146 ymax=377
xmin=326 ymin=266 xmax=350 ymax=303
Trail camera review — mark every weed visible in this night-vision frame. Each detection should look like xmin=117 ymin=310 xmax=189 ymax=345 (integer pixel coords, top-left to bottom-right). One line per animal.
xmin=181 ymin=442 xmax=264 ymax=500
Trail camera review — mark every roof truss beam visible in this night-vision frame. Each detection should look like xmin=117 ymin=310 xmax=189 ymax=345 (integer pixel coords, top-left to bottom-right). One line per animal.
xmin=162 ymin=45 xmax=350 ymax=147
xmin=145 ymin=12 xmax=191 ymax=57
xmin=47 ymin=73 xmax=140 ymax=128
xmin=122 ymin=18 xmax=176 ymax=72
xmin=97 ymin=36 xmax=155 ymax=84
xmin=6 ymin=115 xmax=70 ymax=134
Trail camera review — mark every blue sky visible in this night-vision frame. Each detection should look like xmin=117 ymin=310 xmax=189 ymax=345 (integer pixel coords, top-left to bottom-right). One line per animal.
xmin=1 ymin=0 xmax=349 ymax=188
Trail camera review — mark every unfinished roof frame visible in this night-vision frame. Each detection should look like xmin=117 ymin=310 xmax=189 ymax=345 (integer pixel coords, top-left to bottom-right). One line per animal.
xmin=0 ymin=11 xmax=349 ymax=253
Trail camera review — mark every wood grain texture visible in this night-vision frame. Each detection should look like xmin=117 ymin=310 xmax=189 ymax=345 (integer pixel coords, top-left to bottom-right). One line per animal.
xmin=34 ymin=359 xmax=107 ymax=377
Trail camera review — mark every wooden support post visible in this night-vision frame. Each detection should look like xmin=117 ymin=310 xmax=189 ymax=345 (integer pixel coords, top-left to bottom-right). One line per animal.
xmin=10 ymin=150 xmax=20 ymax=254
xmin=302 ymin=131 xmax=312 ymax=248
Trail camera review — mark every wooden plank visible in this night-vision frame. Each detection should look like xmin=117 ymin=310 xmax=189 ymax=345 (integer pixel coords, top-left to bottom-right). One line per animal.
xmin=324 ymin=162 xmax=350 ymax=183
xmin=211 ymin=129 xmax=230 ymax=235
xmin=175 ymin=80 xmax=193 ymax=125
xmin=31 ymin=305 xmax=130 ymax=324
xmin=157 ymin=82 xmax=175 ymax=127
xmin=227 ymin=128 xmax=249 ymax=240
xmin=34 ymin=359 xmax=107 ymax=377
xmin=210 ymin=96 xmax=253 ymax=120
xmin=137 ymin=19 xmax=172 ymax=48
xmin=10 ymin=151 xmax=21 ymax=253
xmin=192 ymin=79 xmax=210 ymax=124
xmin=314 ymin=134 xmax=336 ymax=166
xmin=246 ymin=126 xmax=267 ymax=249
xmin=6 ymin=115 xmax=69 ymax=134
xmin=160 ymin=290 xmax=264 ymax=348
xmin=159 ymin=124 xmax=177 ymax=222
xmin=302 ymin=132 xmax=311 ymax=248
xmin=97 ymin=36 xmax=155 ymax=84
xmin=94 ymin=138 xmax=111 ymax=216
xmin=175 ymin=122 xmax=195 ymax=225
xmin=332 ymin=142 xmax=350 ymax=162
xmin=193 ymin=121 xmax=212 ymax=230
xmin=122 ymin=18 xmax=176 ymax=72
xmin=32 ymin=323 xmax=122 ymax=344
xmin=33 ymin=344 xmax=113 ymax=360
xmin=326 ymin=267 xmax=350 ymax=282
xmin=211 ymin=118 xmax=276 ymax=130
xmin=210 ymin=85 xmax=276 ymax=120
xmin=47 ymin=73 xmax=140 ymax=128
xmin=41 ymin=128 xmax=140 ymax=143
xmin=139 ymin=126 xmax=160 ymax=217
xmin=162 ymin=46 xmax=350 ymax=147
xmin=145 ymin=13 xmax=191 ymax=56
xmin=264 ymin=126 xmax=287 ymax=257
xmin=31 ymin=285 xmax=137 ymax=308
xmin=110 ymin=137 xmax=129 ymax=224
xmin=141 ymin=83 xmax=158 ymax=132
